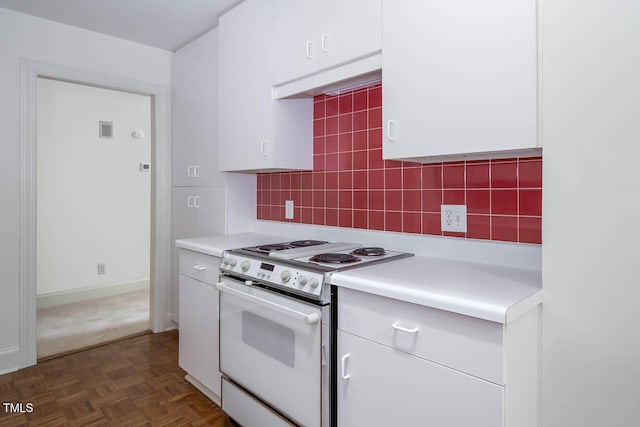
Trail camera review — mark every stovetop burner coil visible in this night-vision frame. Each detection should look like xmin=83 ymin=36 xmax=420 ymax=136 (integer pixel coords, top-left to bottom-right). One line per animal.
xmin=309 ymin=253 xmax=361 ymax=264
xmin=289 ymin=240 xmax=329 ymax=247
xmin=351 ymin=247 xmax=386 ymax=257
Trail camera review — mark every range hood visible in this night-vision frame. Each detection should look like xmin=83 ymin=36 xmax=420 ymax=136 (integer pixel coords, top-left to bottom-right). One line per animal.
xmin=273 ymin=53 xmax=382 ymax=99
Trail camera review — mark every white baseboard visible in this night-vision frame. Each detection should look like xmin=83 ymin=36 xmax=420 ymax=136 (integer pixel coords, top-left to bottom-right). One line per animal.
xmin=164 ymin=315 xmax=178 ymax=332
xmin=185 ymin=374 xmax=221 ymax=406
xmin=37 ymin=279 xmax=150 ymax=309
xmin=0 ymin=346 xmax=19 ymax=375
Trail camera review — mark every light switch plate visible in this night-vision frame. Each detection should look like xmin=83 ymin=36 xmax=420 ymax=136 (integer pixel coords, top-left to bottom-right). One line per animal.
xmin=441 ymin=204 xmax=467 ymax=232
xmin=285 ymin=200 xmax=294 ymax=219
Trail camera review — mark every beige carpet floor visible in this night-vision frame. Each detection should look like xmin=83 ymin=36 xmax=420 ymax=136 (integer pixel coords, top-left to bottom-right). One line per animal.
xmin=37 ymin=289 xmax=150 ymax=358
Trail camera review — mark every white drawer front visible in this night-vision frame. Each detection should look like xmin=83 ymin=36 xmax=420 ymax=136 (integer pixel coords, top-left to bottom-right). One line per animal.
xmin=222 ymin=379 xmax=295 ymax=427
xmin=179 ymin=249 xmax=220 ymax=285
xmin=338 ymin=288 xmax=504 ymax=384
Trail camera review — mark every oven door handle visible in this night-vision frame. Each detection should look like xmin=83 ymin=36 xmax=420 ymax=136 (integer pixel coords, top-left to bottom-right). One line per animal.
xmin=216 ymin=282 xmax=321 ymax=325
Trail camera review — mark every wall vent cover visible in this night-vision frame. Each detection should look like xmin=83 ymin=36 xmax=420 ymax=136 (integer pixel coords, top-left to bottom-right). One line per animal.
xmin=99 ymin=121 xmax=113 ymax=139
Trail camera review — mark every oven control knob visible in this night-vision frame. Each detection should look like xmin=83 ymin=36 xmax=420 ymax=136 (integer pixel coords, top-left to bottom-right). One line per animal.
xmin=298 ymin=275 xmax=308 ymax=285
xmin=240 ymin=260 xmax=250 ymax=272
xmin=280 ymin=270 xmax=292 ymax=282
xmin=228 ymin=256 xmax=237 ymax=267
xmin=309 ymin=277 xmax=320 ymax=288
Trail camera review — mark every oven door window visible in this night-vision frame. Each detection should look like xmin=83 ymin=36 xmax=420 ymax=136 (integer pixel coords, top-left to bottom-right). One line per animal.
xmin=219 ymin=277 xmax=322 ymax=427
xmin=242 ymin=310 xmax=295 ymax=367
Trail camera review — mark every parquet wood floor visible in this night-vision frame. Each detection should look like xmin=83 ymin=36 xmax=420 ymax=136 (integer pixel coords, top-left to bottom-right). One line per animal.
xmin=0 ymin=331 xmax=233 ymax=426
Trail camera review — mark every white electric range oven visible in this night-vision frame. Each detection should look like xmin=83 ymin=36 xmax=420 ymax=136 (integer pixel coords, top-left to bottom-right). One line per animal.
xmin=217 ymin=240 xmax=413 ymax=427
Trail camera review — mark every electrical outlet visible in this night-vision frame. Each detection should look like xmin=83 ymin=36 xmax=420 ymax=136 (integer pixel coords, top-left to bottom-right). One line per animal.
xmin=97 ymin=262 xmax=107 ymax=275
xmin=441 ymin=205 xmax=467 ymax=232
xmin=285 ymin=200 xmax=294 ymax=219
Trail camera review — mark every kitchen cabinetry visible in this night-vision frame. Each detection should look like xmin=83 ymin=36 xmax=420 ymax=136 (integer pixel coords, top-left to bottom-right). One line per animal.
xmin=338 ymin=288 xmax=539 ymax=427
xmin=338 ymin=331 xmax=502 ymax=426
xmin=382 ymin=0 xmax=539 ymax=162
xmin=172 ymin=28 xmax=227 ymax=322
xmin=172 ymin=26 xmax=223 ymax=187
xmin=272 ymin=0 xmax=382 ymax=85
xmin=171 ymin=186 xmax=225 ymax=321
xmin=218 ymin=0 xmax=312 ymax=172
xmin=178 ymin=249 xmax=222 ymax=403
xmin=171 ymin=116 xmax=219 ymax=186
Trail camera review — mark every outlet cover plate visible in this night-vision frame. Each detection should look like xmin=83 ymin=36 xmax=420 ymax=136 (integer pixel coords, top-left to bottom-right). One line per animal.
xmin=285 ymin=200 xmax=294 ymax=219
xmin=97 ymin=262 xmax=107 ymax=275
xmin=441 ymin=204 xmax=467 ymax=232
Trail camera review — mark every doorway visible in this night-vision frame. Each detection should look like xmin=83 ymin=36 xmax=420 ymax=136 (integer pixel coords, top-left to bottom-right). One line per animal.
xmin=35 ymin=78 xmax=152 ymax=358
xmin=19 ymin=60 xmax=172 ymax=368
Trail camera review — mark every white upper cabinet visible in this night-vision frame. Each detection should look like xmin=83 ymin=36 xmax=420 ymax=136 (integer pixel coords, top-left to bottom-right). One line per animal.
xmin=272 ymin=0 xmax=319 ymax=85
xmin=319 ymin=0 xmax=382 ymax=70
xmin=272 ymin=0 xmax=382 ymax=86
xmin=382 ymin=0 xmax=539 ymax=162
xmin=219 ymin=0 xmax=312 ymax=172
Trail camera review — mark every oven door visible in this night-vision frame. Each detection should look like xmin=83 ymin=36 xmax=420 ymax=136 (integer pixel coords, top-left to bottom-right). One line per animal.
xmin=217 ymin=275 xmax=322 ymax=427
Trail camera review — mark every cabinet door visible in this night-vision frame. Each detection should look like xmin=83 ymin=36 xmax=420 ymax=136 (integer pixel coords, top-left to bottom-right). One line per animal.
xmin=338 ymin=330 xmax=503 ymax=427
xmin=172 ymin=29 xmax=222 ymax=187
xmin=171 ymin=140 xmax=199 ymax=187
xmin=218 ymin=0 xmax=274 ymax=171
xmin=179 ymin=274 xmax=221 ymax=397
xmin=382 ymin=0 xmax=537 ymax=161
xmin=171 ymin=187 xmax=226 ymax=321
xmin=272 ymin=0 xmax=319 ymax=85
xmin=319 ymin=0 xmax=382 ymax=70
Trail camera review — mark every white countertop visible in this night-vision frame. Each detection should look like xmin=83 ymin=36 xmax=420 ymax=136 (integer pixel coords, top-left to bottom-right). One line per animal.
xmin=175 ymin=233 xmax=280 ymax=257
xmin=329 ymin=256 xmax=542 ymax=324
xmin=176 ymin=233 xmax=542 ymax=324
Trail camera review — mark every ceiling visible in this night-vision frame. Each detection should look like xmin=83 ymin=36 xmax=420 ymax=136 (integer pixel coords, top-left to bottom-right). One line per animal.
xmin=0 ymin=0 xmax=243 ymax=51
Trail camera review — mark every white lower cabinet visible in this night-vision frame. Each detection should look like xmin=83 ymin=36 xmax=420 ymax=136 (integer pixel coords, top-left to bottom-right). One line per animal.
xmin=338 ymin=330 xmax=503 ymax=427
xmin=337 ymin=288 xmax=539 ymax=427
xmin=178 ymin=251 xmax=221 ymax=402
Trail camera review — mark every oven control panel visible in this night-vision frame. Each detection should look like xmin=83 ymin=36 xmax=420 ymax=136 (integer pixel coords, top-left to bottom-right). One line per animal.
xmin=220 ymin=251 xmax=325 ymax=298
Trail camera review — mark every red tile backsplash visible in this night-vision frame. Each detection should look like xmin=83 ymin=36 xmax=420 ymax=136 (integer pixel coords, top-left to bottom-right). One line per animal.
xmin=257 ymin=84 xmax=542 ymax=244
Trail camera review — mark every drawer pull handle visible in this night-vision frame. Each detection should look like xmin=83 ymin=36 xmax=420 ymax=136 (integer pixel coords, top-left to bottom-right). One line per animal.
xmin=341 ymin=354 xmax=351 ymax=380
xmin=392 ymin=322 xmax=419 ymax=334
xmin=193 ymin=265 xmax=207 ymax=271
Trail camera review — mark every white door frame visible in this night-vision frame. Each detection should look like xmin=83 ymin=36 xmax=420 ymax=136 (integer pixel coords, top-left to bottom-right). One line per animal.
xmin=18 ymin=59 xmax=172 ymax=368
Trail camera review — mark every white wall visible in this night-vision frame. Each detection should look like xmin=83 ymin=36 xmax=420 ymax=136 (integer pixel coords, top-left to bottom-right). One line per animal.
xmin=36 ymin=78 xmax=151 ymax=296
xmin=0 ymin=7 xmax=171 ymax=372
xmin=542 ymin=1 xmax=640 ymax=425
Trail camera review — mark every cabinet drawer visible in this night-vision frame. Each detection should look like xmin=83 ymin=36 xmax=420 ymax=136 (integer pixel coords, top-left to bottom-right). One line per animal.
xmin=222 ymin=379 xmax=295 ymax=427
xmin=338 ymin=288 xmax=504 ymax=384
xmin=179 ymin=249 xmax=220 ymax=285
